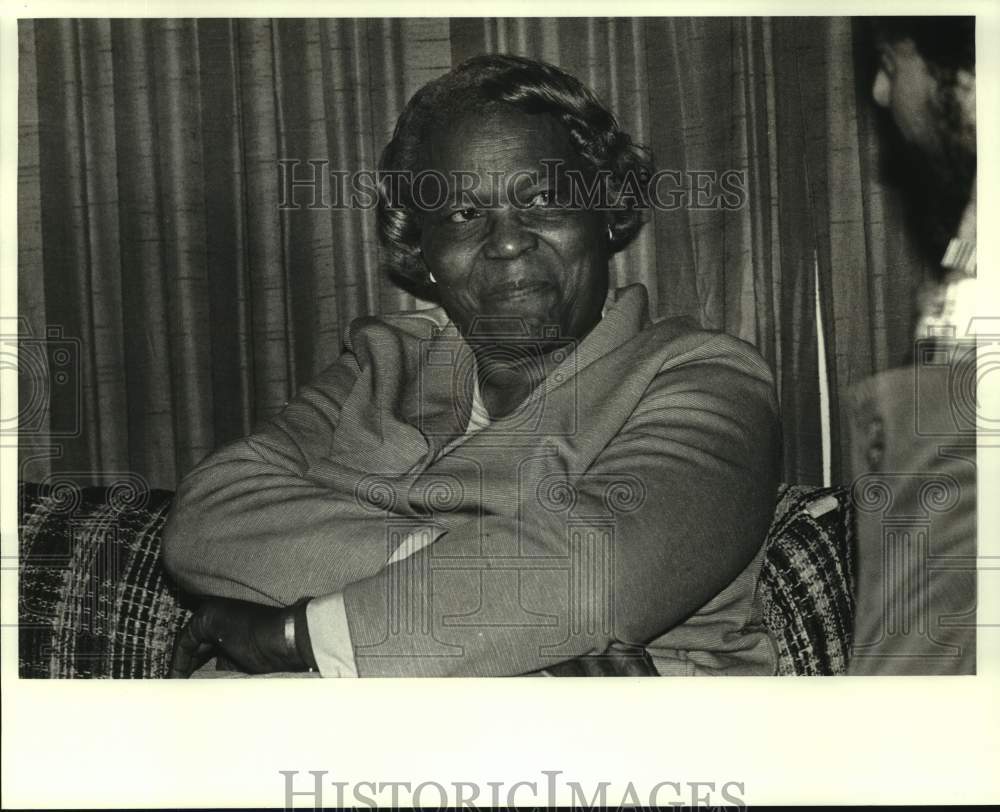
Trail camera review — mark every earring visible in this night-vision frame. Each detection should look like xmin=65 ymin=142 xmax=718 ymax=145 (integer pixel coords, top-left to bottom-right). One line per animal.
xmin=428 ymin=270 xmax=437 ymax=284
xmin=607 ymin=224 xmax=614 ymax=242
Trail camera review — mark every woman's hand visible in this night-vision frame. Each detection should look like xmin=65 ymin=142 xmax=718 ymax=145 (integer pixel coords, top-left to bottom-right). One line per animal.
xmin=169 ymin=598 xmax=309 ymax=678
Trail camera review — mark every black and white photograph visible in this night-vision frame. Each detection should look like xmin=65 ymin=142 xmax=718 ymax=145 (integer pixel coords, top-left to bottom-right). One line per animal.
xmin=3 ymin=2 xmax=998 ymax=808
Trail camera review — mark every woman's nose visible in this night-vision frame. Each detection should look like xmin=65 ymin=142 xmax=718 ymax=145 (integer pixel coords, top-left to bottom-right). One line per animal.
xmin=872 ymin=68 xmax=891 ymax=108
xmin=483 ymin=211 xmax=537 ymax=259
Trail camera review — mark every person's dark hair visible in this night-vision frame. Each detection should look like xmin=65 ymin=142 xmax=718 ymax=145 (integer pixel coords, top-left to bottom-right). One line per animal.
xmin=377 ymin=54 xmax=655 ymax=298
xmin=862 ymin=16 xmax=976 ymax=267
xmin=869 ymin=16 xmax=975 ymax=77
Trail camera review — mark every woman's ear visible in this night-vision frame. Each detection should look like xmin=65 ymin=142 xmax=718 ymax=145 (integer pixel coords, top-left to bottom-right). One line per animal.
xmin=605 ymin=219 xmax=620 ymax=257
xmin=955 ymin=68 xmax=976 ymax=132
xmin=412 ymin=242 xmax=436 ymax=285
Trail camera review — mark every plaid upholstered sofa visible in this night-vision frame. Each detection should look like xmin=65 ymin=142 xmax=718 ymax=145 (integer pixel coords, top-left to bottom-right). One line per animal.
xmin=18 ymin=481 xmax=854 ymax=678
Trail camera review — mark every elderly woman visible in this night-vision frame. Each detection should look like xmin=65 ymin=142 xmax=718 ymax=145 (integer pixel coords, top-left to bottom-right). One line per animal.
xmin=164 ymin=54 xmax=781 ymax=678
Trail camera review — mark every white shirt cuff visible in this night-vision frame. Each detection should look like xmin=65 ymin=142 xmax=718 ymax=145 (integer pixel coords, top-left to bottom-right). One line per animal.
xmin=306 ymin=525 xmax=448 ymax=677
xmin=305 ymin=592 xmax=359 ymax=678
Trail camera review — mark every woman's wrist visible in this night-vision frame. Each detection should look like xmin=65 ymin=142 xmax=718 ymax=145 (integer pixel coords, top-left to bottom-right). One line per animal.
xmin=286 ymin=598 xmax=318 ymax=672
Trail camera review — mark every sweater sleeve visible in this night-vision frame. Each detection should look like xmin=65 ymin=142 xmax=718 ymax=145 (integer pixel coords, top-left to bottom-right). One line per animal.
xmin=340 ymin=336 xmax=782 ymax=676
xmin=161 ymin=347 xmax=409 ymax=606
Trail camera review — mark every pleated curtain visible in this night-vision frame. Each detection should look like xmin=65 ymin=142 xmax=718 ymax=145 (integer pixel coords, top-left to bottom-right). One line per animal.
xmin=17 ymin=17 xmax=932 ymax=491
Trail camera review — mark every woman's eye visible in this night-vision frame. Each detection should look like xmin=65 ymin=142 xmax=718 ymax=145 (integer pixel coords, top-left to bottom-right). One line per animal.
xmin=529 ymin=190 xmax=554 ymax=207
xmin=448 ymin=207 xmax=482 ymax=224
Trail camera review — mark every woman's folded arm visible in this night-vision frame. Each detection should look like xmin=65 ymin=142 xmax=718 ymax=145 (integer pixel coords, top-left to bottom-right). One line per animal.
xmin=162 ymin=351 xmax=412 ymax=605
xmin=338 ymin=341 xmax=781 ymax=676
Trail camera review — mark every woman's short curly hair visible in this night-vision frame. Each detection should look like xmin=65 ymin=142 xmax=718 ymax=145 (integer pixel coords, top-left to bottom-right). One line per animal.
xmin=377 ymin=53 xmax=655 ymax=297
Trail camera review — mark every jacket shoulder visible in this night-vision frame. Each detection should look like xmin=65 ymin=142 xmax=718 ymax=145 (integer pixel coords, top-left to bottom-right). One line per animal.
xmin=344 ymin=304 xmax=452 ymax=347
xmin=644 ymin=316 xmax=774 ymax=380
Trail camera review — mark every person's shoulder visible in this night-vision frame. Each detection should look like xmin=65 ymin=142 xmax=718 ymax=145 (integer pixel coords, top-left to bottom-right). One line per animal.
xmin=345 ymin=303 xmax=452 ymax=346
xmin=641 ymin=315 xmax=775 ymax=382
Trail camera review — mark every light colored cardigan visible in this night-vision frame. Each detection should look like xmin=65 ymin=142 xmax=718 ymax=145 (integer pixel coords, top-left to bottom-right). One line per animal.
xmin=164 ymin=284 xmax=781 ymax=676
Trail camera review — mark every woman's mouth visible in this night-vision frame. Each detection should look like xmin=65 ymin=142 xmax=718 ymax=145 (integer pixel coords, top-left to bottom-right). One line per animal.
xmin=484 ymin=279 xmax=553 ymax=303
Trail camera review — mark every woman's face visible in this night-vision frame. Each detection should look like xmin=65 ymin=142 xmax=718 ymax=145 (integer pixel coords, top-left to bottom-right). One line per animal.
xmin=418 ymin=106 xmax=609 ymax=346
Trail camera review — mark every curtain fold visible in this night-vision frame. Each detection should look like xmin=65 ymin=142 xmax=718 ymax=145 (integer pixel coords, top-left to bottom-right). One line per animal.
xmin=18 ymin=17 xmax=924 ymax=491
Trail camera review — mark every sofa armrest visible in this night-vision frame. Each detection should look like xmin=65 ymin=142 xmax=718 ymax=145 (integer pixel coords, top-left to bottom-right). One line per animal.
xmin=19 ymin=480 xmax=189 ymax=678
xmin=758 ymin=484 xmax=855 ymax=675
